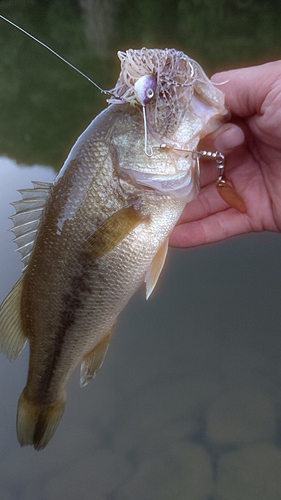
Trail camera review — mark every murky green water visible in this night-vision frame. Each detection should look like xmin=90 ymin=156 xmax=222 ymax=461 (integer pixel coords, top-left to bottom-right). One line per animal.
xmin=1 ymin=2 xmax=281 ymax=499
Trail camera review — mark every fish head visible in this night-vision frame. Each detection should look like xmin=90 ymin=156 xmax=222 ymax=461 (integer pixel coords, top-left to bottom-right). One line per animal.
xmin=108 ymin=48 xmax=227 ymax=201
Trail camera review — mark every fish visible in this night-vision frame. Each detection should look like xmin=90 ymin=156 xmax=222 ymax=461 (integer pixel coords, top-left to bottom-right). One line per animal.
xmin=0 ymin=47 xmax=226 ymax=450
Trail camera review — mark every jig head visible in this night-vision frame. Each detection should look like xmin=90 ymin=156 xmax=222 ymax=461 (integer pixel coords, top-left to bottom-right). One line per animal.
xmin=134 ymin=74 xmax=157 ymax=157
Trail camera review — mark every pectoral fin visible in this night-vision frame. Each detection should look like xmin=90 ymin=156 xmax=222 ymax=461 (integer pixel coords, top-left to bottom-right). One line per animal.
xmin=145 ymin=237 xmax=169 ymax=299
xmin=80 ymin=325 xmax=115 ymax=387
xmin=83 ymin=204 xmax=145 ymax=260
xmin=0 ymin=276 xmax=27 ymax=361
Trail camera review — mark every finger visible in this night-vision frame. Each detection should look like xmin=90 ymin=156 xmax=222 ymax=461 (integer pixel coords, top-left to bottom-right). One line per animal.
xmin=211 ymin=61 xmax=281 ymax=117
xmin=199 ymin=143 xmax=249 ymax=190
xmin=176 ymin=176 xmax=241 ymax=226
xmin=200 ymin=123 xmax=245 ymax=155
xmin=197 ymin=123 xmax=246 ymax=189
xmin=175 ymin=145 xmax=254 ymax=229
xmin=169 ymin=208 xmax=251 ymax=248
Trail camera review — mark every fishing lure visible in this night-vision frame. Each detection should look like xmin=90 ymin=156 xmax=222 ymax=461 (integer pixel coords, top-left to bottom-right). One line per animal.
xmin=0 ymin=14 xmax=246 ymax=213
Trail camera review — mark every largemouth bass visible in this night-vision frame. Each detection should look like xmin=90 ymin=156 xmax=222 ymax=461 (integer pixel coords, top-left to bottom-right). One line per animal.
xmin=0 ymin=48 xmax=226 ymax=449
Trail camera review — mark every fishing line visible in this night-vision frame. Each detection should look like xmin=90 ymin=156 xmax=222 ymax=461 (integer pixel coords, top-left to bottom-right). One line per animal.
xmin=1 ymin=14 xmax=241 ymax=207
xmin=0 ymin=14 xmax=113 ymax=97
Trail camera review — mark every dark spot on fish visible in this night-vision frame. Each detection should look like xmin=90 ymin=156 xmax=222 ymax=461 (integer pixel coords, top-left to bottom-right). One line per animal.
xmin=33 ymin=410 xmax=48 ymax=449
xmin=35 ymin=253 xmax=95 ymax=402
xmin=60 ymin=270 xmax=91 ymax=331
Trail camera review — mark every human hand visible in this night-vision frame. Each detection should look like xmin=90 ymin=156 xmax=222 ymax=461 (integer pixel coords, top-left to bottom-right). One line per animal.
xmin=170 ymin=61 xmax=281 ymax=247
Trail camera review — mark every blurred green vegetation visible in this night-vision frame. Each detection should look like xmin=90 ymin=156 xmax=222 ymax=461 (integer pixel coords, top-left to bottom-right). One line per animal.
xmin=0 ymin=0 xmax=281 ymax=169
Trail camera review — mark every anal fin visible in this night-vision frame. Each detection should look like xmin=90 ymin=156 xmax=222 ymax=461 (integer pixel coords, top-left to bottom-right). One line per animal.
xmin=0 ymin=276 xmax=27 ymax=361
xmin=145 ymin=237 xmax=169 ymax=299
xmin=80 ymin=325 xmax=115 ymax=387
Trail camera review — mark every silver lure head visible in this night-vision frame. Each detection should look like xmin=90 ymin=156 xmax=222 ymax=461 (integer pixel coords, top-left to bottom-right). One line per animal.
xmin=108 ymin=48 xmax=225 ymax=141
xmin=134 ymin=74 xmax=157 ymax=106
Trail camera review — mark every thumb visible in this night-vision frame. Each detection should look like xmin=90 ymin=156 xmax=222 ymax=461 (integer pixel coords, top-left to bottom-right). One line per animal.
xmin=199 ymin=123 xmax=245 ymax=156
xmin=211 ymin=61 xmax=281 ymax=118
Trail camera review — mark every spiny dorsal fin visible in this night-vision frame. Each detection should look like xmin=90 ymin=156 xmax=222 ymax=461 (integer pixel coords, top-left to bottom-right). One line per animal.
xmin=0 ymin=276 xmax=27 ymax=361
xmin=10 ymin=181 xmax=52 ymax=270
xmin=83 ymin=203 xmax=145 ymax=260
xmin=144 ymin=237 xmax=169 ymax=299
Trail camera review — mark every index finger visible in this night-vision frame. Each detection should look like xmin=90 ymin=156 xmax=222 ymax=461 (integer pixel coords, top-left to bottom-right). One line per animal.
xmin=211 ymin=61 xmax=281 ymax=118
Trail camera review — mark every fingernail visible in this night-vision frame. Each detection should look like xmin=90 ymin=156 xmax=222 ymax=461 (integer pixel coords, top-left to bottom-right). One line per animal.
xmin=214 ymin=126 xmax=244 ymax=152
xmin=211 ymin=73 xmax=229 ymax=85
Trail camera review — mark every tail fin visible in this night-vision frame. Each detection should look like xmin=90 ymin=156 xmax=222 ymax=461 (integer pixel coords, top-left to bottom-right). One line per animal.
xmin=16 ymin=389 xmax=66 ymax=450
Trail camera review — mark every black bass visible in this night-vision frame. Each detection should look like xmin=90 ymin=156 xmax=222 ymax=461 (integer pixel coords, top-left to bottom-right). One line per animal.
xmin=0 ymin=48 xmax=226 ymax=449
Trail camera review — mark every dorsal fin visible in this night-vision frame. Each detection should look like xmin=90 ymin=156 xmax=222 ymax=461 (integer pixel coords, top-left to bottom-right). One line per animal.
xmin=9 ymin=181 xmax=52 ymax=271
